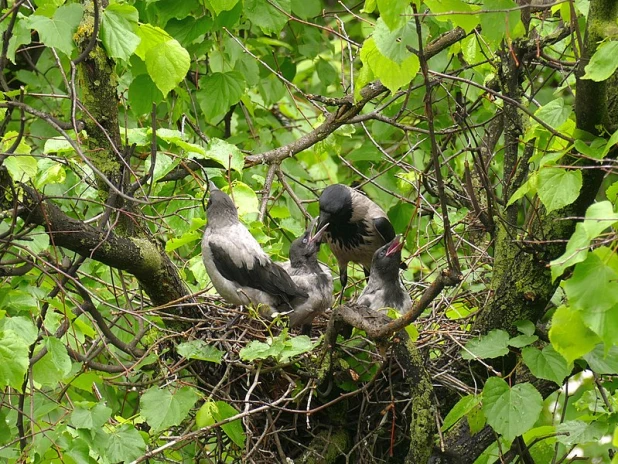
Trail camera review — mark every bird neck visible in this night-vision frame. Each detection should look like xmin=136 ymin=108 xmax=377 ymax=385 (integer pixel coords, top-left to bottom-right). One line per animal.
xmin=290 ymin=253 xmax=320 ymax=271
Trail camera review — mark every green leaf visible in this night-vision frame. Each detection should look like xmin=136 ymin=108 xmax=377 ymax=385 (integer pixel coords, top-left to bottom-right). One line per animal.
xmin=244 ymin=0 xmax=291 ymax=35
xmin=482 ymin=378 xmax=543 ymax=442
xmin=479 ymin=0 xmax=523 ymax=46
xmin=360 ymin=37 xmax=419 ymax=94
xmin=135 ymin=24 xmax=172 ymax=60
xmin=583 ymin=344 xmax=618 ymax=374
xmin=165 ymin=230 xmax=201 ymax=252
xmin=141 ymin=386 xmax=200 ymax=432
xmin=372 ymin=18 xmax=416 ymax=63
xmin=424 ymin=0 xmax=480 ymax=33
xmin=100 ymin=4 xmax=140 ymax=60
xmin=210 ymin=0 xmax=240 ymax=15
xmin=0 ymin=330 xmax=29 ymax=391
xmin=195 ymin=137 xmax=244 ymax=173
xmin=441 ymin=394 xmax=482 ymax=431
xmin=128 ymin=74 xmax=164 ymax=115
xmin=24 ymin=4 xmax=83 ymax=56
xmin=105 ymin=424 xmax=146 ymax=463
xmin=551 ymin=201 xmax=618 ymax=280
xmin=521 ymin=345 xmax=570 ymax=385
xmin=508 ymin=334 xmax=538 ymax=348
xmin=177 ymin=340 xmax=224 ymax=363
xmin=506 ymin=172 xmax=537 ymax=206
xmin=574 ymin=137 xmax=607 ymax=160
xmin=582 ymin=41 xmax=618 ymax=82
xmin=145 ymin=39 xmax=190 ymax=96
xmin=515 ymin=320 xmax=536 ymax=336
xmin=549 ymin=305 xmax=600 ymax=364
xmin=461 ymin=329 xmax=510 ymax=360
xmin=46 ymin=337 xmax=72 ymax=377
xmin=555 ymin=420 xmax=607 ymax=446
xmin=196 ymin=401 xmax=245 ymax=447
xmin=536 ymin=168 xmax=582 ymax=213
xmin=534 ymin=98 xmax=571 ymax=130
xmin=1 ymin=316 xmax=38 ymax=345
xmin=70 ymin=402 xmax=112 ymax=430
xmin=198 ymin=72 xmax=246 ymax=122
xmin=376 ymin=0 xmax=409 ymax=30
xmin=5 ymin=155 xmax=38 ymax=183
xmin=7 ymin=19 xmax=32 ymax=64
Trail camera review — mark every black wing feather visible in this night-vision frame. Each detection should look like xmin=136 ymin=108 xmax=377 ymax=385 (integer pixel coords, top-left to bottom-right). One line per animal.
xmin=373 ymin=217 xmax=395 ymax=243
xmin=209 ymin=242 xmax=308 ymax=303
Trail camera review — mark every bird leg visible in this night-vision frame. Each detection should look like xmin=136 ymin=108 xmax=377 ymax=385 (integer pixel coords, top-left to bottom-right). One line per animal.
xmin=337 ymin=266 xmax=348 ymax=305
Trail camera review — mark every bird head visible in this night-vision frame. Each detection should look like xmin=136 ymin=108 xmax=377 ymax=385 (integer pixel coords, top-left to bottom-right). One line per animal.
xmin=289 ymin=217 xmax=328 ymax=266
xmin=204 ymin=182 xmax=238 ymax=223
xmin=317 ymin=184 xmax=353 ymax=229
xmin=371 ymin=235 xmax=405 ymax=278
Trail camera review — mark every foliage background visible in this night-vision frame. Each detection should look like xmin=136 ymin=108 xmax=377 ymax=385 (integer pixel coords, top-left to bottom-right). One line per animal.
xmin=1 ymin=0 xmax=618 ymax=462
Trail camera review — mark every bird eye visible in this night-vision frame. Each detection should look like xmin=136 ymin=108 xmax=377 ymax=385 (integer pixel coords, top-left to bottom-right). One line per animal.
xmin=379 ymin=251 xmax=385 ymax=257
xmin=302 ymin=238 xmax=308 ymax=244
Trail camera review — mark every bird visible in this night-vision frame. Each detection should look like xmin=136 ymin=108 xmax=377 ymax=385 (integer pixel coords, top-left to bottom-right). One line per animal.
xmin=201 ymin=182 xmax=309 ymax=318
xmin=280 ymin=217 xmax=334 ymax=331
xmin=316 ymin=183 xmax=397 ymax=301
xmin=357 ymin=235 xmax=412 ymax=313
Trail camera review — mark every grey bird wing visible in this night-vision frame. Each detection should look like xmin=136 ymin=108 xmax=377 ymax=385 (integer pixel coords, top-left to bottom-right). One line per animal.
xmin=208 ymin=236 xmax=308 ymax=305
xmin=373 ymin=216 xmax=395 ymax=243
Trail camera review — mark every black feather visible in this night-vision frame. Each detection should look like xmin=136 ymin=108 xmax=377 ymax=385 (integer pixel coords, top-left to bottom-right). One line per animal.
xmin=373 ymin=216 xmax=395 ymax=243
xmin=209 ymin=242 xmax=308 ymax=305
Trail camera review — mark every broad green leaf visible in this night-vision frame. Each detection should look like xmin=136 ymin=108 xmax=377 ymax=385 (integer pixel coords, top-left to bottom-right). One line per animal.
xmin=536 ymin=168 xmax=582 ymax=213
xmin=373 ymin=18 xmax=416 ymax=63
xmin=210 ymin=0 xmax=240 ymax=15
xmin=1 ymin=316 xmax=37 ymax=345
xmin=549 ymin=305 xmax=600 ymax=363
xmin=197 ymin=137 xmax=244 ymax=173
xmin=128 ymin=74 xmax=164 ymax=115
xmin=441 ymin=395 xmax=481 ymax=431
xmin=534 ymin=99 xmax=571 ymax=130
xmin=582 ymin=41 xmax=618 ymax=82
xmin=105 ymin=424 xmax=146 ymax=463
xmin=43 ymin=136 xmax=75 ymax=154
xmin=70 ymin=402 xmax=112 ymax=430
xmin=506 ymin=172 xmax=537 ymax=206
xmin=5 ymin=155 xmax=38 ymax=182
xmin=145 ymin=39 xmax=190 ymax=96
xmin=461 ymin=329 xmax=510 ymax=360
xmin=583 ymin=344 xmax=618 ymax=374
xmin=482 ymin=378 xmax=543 ymax=442
xmin=290 ymin=0 xmax=322 ymax=19
xmin=197 ymin=72 xmax=246 ymax=122
xmin=244 ymin=0 xmax=291 ymax=35
xmin=135 ymin=24 xmax=172 ymax=60
xmin=507 ymin=334 xmax=538 ymax=348
xmin=239 ymin=339 xmax=275 ymax=361
xmin=177 ymin=340 xmax=224 ymax=363
xmin=100 ymin=4 xmax=140 ymax=60
xmin=165 ymin=230 xmax=201 ymax=252
xmin=144 ymin=153 xmax=177 ymax=181
xmin=360 ymin=37 xmax=419 ymax=94
xmin=479 ymin=0 xmax=523 ymax=46
xmin=424 ymin=0 xmax=480 ymax=33
xmin=376 ymin=0 xmax=409 ymax=30
xmin=140 ymin=386 xmax=200 ymax=432
xmin=0 ymin=330 xmax=29 ymax=391
xmin=196 ymin=401 xmax=245 ymax=447
xmin=7 ymin=19 xmax=32 ymax=64
xmin=521 ymin=345 xmax=570 ymax=385
xmin=555 ymin=420 xmax=607 ymax=446
xmin=24 ymin=4 xmax=83 ymax=56
xmin=46 ymin=337 xmax=72 ymax=377
xmin=515 ymin=320 xmax=536 ymax=336
xmin=574 ymin=138 xmax=607 ymax=160
xmin=166 ymin=16 xmax=213 ymax=46
xmin=551 ymin=202 xmax=618 ymax=280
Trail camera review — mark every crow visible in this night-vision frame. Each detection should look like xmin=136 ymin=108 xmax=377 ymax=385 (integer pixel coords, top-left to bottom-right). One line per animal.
xmin=357 ymin=235 xmax=412 ymax=313
xmin=281 ymin=217 xmax=334 ymax=332
xmin=201 ymin=182 xmax=308 ymax=318
xmin=316 ymin=183 xmax=396 ymax=301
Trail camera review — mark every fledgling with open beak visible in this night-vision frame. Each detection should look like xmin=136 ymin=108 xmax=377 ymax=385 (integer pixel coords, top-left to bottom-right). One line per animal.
xmin=357 ymin=235 xmax=412 ymax=313
xmin=201 ymin=182 xmax=308 ymax=317
xmin=281 ymin=218 xmax=334 ymax=331
xmin=317 ymin=184 xmax=397 ymax=302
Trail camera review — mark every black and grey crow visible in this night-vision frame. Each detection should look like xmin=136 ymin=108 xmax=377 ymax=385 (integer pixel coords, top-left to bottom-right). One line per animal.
xmin=281 ymin=218 xmax=334 ymax=330
xmin=201 ymin=182 xmax=308 ymax=317
xmin=316 ymin=183 xmax=396 ymax=300
xmin=357 ymin=235 xmax=412 ymax=313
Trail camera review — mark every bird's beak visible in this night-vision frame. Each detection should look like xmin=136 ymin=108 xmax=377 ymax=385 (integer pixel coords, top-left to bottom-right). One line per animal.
xmin=385 ymin=235 xmax=404 ymax=257
xmin=309 ymin=216 xmax=329 ymax=244
xmin=316 ymin=212 xmax=330 ymax=232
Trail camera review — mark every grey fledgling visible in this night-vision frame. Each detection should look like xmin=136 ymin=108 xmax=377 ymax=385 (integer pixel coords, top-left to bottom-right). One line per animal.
xmin=357 ymin=235 xmax=412 ymax=313
xmin=281 ymin=218 xmax=334 ymax=330
xmin=201 ymin=183 xmax=308 ymax=316
xmin=316 ymin=184 xmax=396 ymax=301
